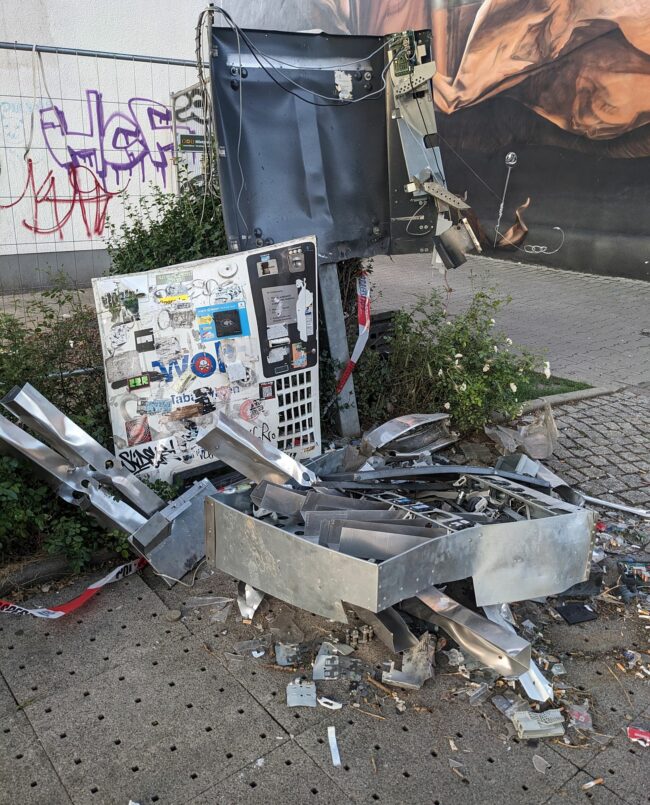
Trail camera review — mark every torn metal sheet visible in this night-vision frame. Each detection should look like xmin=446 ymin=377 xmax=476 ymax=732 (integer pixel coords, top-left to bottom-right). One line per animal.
xmin=301 ymin=490 xmax=390 ymax=512
xmin=313 ymin=652 xmax=364 ymax=682
xmin=198 ymin=412 xmax=317 ymax=487
xmin=286 ymin=678 xmax=317 ymax=707
xmin=0 ymin=412 xmax=146 ymax=534
xmin=129 ymin=479 xmax=216 ymax=585
xmin=329 ymin=520 xmax=445 ymax=559
xmin=207 ymin=495 xmax=377 ymax=621
xmin=275 ymin=642 xmax=309 ymax=667
xmin=323 ymin=466 xmax=554 ymax=491
xmin=250 ymin=481 xmax=307 ymax=517
xmin=402 ymin=587 xmax=531 ymax=678
xmin=205 ymin=487 xmax=593 ymax=618
xmin=2 ymin=383 xmax=164 ymax=517
xmin=382 ymin=633 xmax=433 ymax=690
xmin=237 ymin=582 xmax=265 ymax=620
xmin=304 ymin=508 xmax=408 ymax=538
xmin=348 ymin=605 xmax=419 ymax=654
xmin=361 ymin=413 xmax=455 ymax=455
xmin=482 ymin=604 xmax=553 ymax=702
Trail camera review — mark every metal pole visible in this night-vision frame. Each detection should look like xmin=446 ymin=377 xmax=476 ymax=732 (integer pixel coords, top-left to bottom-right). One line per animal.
xmin=319 ymin=262 xmax=361 ymax=438
xmin=0 ymin=41 xmax=206 ymax=68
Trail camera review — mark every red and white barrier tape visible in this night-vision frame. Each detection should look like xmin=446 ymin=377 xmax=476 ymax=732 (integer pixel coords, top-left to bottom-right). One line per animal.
xmin=335 ymin=271 xmax=371 ymax=395
xmin=0 ymin=557 xmax=147 ymax=619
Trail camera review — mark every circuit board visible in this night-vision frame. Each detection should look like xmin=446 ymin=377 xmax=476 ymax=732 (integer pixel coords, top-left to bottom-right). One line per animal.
xmin=389 ymin=31 xmax=416 ymax=76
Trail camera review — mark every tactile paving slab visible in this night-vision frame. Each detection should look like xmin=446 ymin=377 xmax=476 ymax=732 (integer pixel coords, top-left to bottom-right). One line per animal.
xmin=582 ymin=705 xmax=650 ymax=805
xmin=0 ymin=711 xmax=72 ymax=805
xmin=23 ymin=637 xmax=289 ymax=805
xmin=0 ymin=671 xmax=16 ymax=720
xmin=296 ymin=696 xmax=578 ymax=805
xmin=0 ymin=572 xmax=188 ymax=703
xmin=189 ymin=741 xmax=352 ymax=805
xmin=542 ymin=770 xmax=629 ymax=805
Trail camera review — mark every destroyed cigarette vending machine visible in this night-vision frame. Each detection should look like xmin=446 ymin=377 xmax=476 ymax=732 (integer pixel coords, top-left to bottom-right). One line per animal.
xmin=93 ymin=237 xmax=320 ymax=482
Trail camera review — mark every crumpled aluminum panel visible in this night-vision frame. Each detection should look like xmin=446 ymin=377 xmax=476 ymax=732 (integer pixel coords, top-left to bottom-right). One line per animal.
xmin=129 ymin=479 xmax=217 ymax=586
xmin=402 ymin=588 xmax=531 ymax=678
xmin=206 ymin=494 xmax=379 ymax=622
xmin=361 ymin=413 xmax=452 ymax=454
xmin=198 ymin=413 xmax=316 ymax=487
xmin=0 ymin=412 xmax=146 ymax=534
xmin=204 ymin=488 xmax=593 ymax=620
xmin=2 ymin=383 xmax=163 ymax=517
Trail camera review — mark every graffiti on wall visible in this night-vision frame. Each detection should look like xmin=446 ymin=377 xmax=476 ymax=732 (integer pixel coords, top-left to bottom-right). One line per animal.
xmin=0 ymin=81 xmax=201 ymax=247
xmin=40 ymin=90 xmax=175 ymax=187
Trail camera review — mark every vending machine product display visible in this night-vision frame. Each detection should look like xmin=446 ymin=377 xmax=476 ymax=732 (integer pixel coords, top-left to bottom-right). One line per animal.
xmin=93 ymin=236 xmax=320 ymax=481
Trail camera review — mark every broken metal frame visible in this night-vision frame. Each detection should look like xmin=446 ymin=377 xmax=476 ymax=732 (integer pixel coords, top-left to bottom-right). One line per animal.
xmin=197 ymin=412 xmax=317 ymax=487
xmin=0 ymin=384 xmax=213 ymax=586
xmin=2 ymin=383 xmax=164 ymax=517
xmin=204 ymin=480 xmax=593 ymax=621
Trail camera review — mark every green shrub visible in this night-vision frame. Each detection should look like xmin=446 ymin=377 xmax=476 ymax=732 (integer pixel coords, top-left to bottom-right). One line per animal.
xmin=324 ymin=270 xmax=544 ymax=434
xmin=106 ymin=183 xmax=227 ymax=274
xmin=0 ymin=179 xmax=228 ymax=570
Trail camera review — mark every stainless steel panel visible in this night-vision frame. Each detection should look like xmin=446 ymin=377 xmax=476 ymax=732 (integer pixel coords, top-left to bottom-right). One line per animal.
xmin=2 ymin=383 xmax=163 ymax=516
xmin=198 ymin=412 xmax=317 ymax=486
xmin=403 ymin=587 xmax=531 ymax=677
xmin=207 ymin=495 xmax=380 ymax=621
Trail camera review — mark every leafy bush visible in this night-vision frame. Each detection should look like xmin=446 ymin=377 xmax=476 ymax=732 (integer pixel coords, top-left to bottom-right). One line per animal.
xmin=0 ymin=280 xmax=109 ymax=445
xmin=106 ymin=183 xmax=227 ymax=274
xmin=324 ymin=269 xmax=544 ymax=433
xmin=0 ymin=179 xmax=228 ymax=570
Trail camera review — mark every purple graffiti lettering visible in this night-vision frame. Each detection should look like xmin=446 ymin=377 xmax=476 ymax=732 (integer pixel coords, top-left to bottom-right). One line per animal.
xmin=39 ymin=90 xmax=178 ymax=187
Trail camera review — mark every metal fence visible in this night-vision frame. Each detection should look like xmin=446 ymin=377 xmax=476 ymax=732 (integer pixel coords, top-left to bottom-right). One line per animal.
xmin=0 ymin=41 xmax=206 ymax=316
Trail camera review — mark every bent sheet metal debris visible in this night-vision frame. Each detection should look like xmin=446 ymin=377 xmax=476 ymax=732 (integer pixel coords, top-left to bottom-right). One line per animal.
xmin=200 ymin=410 xmax=599 ymax=705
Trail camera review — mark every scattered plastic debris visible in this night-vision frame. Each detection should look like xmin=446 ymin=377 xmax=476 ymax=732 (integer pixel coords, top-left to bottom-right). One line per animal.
xmin=286 ymin=678 xmax=317 ymax=708
xmin=627 ymin=723 xmax=650 ymax=747
xmin=327 ymin=726 xmax=342 ymax=767
xmin=554 ymin=603 xmax=598 ymax=625
xmin=318 ymin=696 xmax=343 ymax=710
xmin=532 ymin=755 xmax=551 ymax=773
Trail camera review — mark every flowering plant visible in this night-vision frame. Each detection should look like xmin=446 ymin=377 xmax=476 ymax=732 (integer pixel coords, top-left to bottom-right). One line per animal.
xmin=351 ymin=290 xmax=544 ymax=433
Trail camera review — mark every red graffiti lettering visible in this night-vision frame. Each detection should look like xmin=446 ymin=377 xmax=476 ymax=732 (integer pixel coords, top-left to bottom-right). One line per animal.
xmin=0 ymin=158 xmax=120 ymax=239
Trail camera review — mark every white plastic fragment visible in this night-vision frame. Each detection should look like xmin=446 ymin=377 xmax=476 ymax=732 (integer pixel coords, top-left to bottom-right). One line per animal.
xmin=327 ymin=726 xmax=341 ymax=767
xmin=533 ymin=754 xmax=551 ymax=773
xmin=318 ymin=696 xmax=343 ymax=710
xmin=286 ymin=678 xmax=317 ymax=707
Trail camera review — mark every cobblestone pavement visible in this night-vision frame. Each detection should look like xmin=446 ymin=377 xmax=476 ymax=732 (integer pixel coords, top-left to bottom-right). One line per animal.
xmin=546 ymin=387 xmax=650 ymax=508
xmin=371 ymin=254 xmax=650 ymax=388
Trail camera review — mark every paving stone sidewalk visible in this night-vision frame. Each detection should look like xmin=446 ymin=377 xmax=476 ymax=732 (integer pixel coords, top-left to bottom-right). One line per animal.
xmin=371 ymin=254 xmax=650 ymax=388
xmin=1 ymin=561 xmax=648 ymax=805
xmin=546 ymin=388 xmax=650 ymax=508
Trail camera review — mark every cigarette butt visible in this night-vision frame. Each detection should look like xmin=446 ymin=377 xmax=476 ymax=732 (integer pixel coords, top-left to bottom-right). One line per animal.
xmin=582 ymin=778 xmax=604 ymax=790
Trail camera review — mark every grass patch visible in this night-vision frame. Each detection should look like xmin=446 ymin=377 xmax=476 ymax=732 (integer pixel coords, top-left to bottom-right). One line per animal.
xmin=519 ymin=372 xmax=591 ymax=401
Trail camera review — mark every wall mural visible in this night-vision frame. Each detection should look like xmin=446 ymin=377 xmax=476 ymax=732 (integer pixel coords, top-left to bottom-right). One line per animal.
xmin=308 ymin=0 xmax=650 ymax=278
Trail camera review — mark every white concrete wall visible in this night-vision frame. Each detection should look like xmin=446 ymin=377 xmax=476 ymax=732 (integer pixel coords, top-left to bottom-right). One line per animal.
xmin=0 ymin=0 xmax=207 ymax=286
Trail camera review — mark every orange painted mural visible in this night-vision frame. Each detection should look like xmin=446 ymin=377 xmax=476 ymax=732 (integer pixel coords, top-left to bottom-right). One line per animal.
xmin=297 ymin=0 xmax=650 ymax=277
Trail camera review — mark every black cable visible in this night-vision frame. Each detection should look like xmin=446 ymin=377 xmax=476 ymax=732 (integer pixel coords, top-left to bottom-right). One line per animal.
xmin=214 ymin=5 xmax=389 ymax=108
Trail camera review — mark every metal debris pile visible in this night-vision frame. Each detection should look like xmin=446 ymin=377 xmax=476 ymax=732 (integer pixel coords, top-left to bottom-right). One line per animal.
xmin=2 ymin=385 xmax=648 ymax=744
xmin=197 ymin=411 xmax=602 ymax=722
